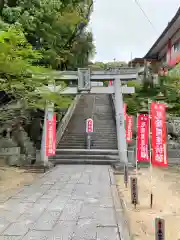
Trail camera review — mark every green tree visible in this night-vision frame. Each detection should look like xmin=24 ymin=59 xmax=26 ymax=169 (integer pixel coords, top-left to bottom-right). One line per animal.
xmin=1 ymin=0 xmax=94 ymax=70
xmin=0 ymin=26 xmax=72 ymax=122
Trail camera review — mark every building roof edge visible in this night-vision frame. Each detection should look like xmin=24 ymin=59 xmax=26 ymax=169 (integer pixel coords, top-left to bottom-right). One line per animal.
xmin=144 ymin=7 xmax=180 ymax=59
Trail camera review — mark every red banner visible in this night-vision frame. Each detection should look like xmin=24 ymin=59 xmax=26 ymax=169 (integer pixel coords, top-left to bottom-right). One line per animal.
xmin=151 ymin=102 xmax=168 ymax=167
xmin=137 ymin=114 xmax=149 ymax=162
xmin=126 ymin=115 xmax=133 ymax=142
xmin=46 ymin=113 xmax=56 ymax=156
xmin=52 ymin=114 xmax=56 ymax=155
xmin=109 ymin=80 xmax=113 ymax=86
xmin=124 ymin=104 xmax=127 ymax=119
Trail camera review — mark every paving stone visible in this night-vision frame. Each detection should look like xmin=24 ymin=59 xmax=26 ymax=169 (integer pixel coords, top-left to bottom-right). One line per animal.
xmin=0 ymin=165 xmax=121 ymax=239
xmin=47 ymin=196 xmax=69 ymax=211
xmin=41 ymin=180 xmax=57 ymax=185
xmin=35 ymin=199 xmax=52 ymax=206
xmin=32 ymin=211 xmax=61 ymax=231
xmin=22 ymin=230 xmax=49 ymax=240
xmin=95 ymin=208 xmax=116 ymax=226
xmin=59 ymin=200 xmax=83 ymax=221
xmin=68 ymin=173 xmax=82 ymax=182
xmin=11 ymin=192 xmax=29 ymax=200
xmin=40 ymin=190 xmax=59 ymax=200
xmin=0 ymin=236 xmax=22 ymax=240
xmin=62 ymin=183 xmax=75 ymax=191
xmin=84 ymin=197 xmax=114 ymax=208
xmin=49 ymin=221 xmax=76 ymax=239
xmin=71 ymin=194 xmax=87 ymax=201
xmin=0 ymin=196 xmax=10 ymax=204
xmin=21 ymin=193 xmax=43 ymax=203
xmin=17 ymin=204 xmax=46 ymax=222
xmin=96 ymin=226 xmax=119 ymax=240
xmin=72 ymin=219 xmax=97 ymax=240
xmin=0 ymin=210 xmax=21 ymax=222
xmin=79 ymin=205 xmax=97 ymax=219
xmin=2 ymin=220 xmax=32 ymax=236
xmin=2 ymin=201 xmax=33 ymax=214
xmin=50 ymin=182 xmax=67 ymax=190
xmin=77 ymin=174 xmax=91 ymax=184
xmin=56 ymin=175 xmax=71 ymax=182
xmin=73 ymin=185 xmax=99 ymax=198
xmin=0 ymin=217 xmax=11 ymax=234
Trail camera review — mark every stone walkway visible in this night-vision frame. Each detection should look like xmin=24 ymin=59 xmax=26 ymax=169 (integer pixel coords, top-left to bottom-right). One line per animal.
xmin=0 ymin=165 xmax=123 ymax=240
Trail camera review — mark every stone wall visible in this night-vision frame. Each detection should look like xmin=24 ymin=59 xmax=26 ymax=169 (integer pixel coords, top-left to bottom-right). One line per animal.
xmin=169 ymin=117 xmax=180 ymax=135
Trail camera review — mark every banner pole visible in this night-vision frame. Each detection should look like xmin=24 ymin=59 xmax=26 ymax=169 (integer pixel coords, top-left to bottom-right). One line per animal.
xmin=148 ymin=99 xmax=153 ymax=208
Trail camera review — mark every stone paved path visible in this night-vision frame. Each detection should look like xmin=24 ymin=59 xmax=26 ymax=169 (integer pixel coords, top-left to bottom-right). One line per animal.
xmin=0 ymin=165 xmax=121 ymax=240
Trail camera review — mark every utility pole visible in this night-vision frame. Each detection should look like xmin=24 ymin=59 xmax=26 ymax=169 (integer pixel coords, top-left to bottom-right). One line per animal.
xmin=130 ymin=52 xmax=133 ymax=68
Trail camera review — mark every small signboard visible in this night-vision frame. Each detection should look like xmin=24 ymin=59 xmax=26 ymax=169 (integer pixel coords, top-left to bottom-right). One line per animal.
xmin=124 ymin=164 xmax=128 ymax=187
xmin=155 ymin=218 xmax=165 ymax=240
xmin=130 ymin=177 xmax=138 ymax=206
xmin=86 ymin=118 xmax=93 ymax=133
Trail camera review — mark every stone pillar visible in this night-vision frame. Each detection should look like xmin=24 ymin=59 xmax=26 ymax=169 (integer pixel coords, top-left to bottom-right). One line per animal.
xmin=114 ymin=78 xmax=128 ymax=164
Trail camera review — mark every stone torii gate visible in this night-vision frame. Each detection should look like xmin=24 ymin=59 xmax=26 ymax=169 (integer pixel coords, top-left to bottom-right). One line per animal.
xmin=36 ymin=68 xmax=137 ymax=166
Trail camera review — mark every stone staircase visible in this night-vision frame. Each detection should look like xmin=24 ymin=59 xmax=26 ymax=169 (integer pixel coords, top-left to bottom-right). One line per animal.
xmin=53 ymin=149 xmax=119 ymax=164
xmin=58 ymin=94 xmax=95 ymax=149
xmin=57 ymin=94 xmax=117 ymax=149
xmin=91 ymin=94 xmax=117 ymax=149
xmin=53 ymin=94 xmax=119 ymax=165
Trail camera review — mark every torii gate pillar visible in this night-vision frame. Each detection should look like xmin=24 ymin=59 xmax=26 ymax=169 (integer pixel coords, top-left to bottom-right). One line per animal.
xmin=114 ymin=77 xmax=128 ymax=164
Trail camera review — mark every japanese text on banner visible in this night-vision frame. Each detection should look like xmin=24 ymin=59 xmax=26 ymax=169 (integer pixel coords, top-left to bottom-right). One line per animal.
xmin=137 ymin=114 xmax=149 ymax=162
xmin=46 ymin=113 xmax=56 ymax=157
xmin=126 ymin=115 xmax=133 ymax=142
xmin=151 ymin=102 xmax=168 ymax=167
xmin=52 ymin=114 xmax=56 ymax=155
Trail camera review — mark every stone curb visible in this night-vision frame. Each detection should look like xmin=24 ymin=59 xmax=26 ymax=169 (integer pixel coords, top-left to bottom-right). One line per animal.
xmin=109 ymin=168 xmax=132 ymax=240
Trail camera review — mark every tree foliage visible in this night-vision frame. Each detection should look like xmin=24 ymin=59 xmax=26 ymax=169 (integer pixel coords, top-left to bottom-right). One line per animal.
xmin=1 ymin=0 xmax=95 ymax=70
xmin=89 ymin=61 xmax=128 ymax=70
xmin=0 ymin=0 xmax=95 ymax=124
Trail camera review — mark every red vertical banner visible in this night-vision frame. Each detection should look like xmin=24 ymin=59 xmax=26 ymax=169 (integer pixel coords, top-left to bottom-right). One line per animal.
xmin=126 ymin=115 xmax=133 ymax=142
xmin=124 ymin=104 xmax=127 ymax=119
xmin=52 ymin=113 xmax=56 ymax=155
xmin=151 ymin=102 xmax=168 ymax=167
xmin=109 ymin=80 xmax=113 ymax=86
xmin=137 ymin=114 xmax=149 ymax=162
xmin=46 ymin=113 xmax=56 ymax=156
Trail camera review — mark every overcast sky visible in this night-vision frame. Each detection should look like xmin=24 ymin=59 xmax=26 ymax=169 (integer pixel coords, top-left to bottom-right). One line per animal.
xmin=89 ymin=0 xmax=180 ymax=62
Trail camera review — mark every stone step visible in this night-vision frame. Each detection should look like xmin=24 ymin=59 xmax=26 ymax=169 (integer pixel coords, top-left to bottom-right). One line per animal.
xmin=58 ymin=145 xmax=86 ymax=148
xmin=54 ymin=154 xmax=120 ymax=160
xmin=58 ymin=146 xmax=87 ymax=149
xmin=62 ymin=135 xmax=117 ymax=140
xmin=51 ymin=158 xmax=117 ymax=165
xmin=59 ymin=143 xmax=86 ymax=147
xmin=55 ymin=149 xmax=119 ymax=154
xmin=92 ymin=146 xmax=117 ymax=149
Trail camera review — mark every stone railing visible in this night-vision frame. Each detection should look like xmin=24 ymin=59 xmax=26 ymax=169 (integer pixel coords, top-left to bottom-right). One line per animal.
xmin=56 ymin=95 xmax=81 ymax=145
xmin=109 ymin=94 xmax=116 ymax=122
xmin=169 ymin=117 xmax=180 ymax=135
